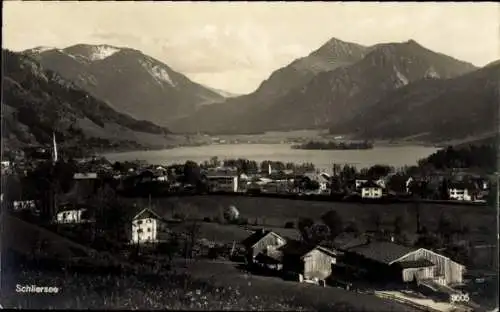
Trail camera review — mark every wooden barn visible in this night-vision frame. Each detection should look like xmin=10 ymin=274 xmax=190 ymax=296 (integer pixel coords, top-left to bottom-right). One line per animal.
xmin=391 ymin=248 xmax=466 ymax=286
xmin=340 ymin=239 xmax=465 ymax=287
xmin=280 ymin=240 xmax=343 ymax=282
xmin=241 ymin=229 xmax=287 ymax=268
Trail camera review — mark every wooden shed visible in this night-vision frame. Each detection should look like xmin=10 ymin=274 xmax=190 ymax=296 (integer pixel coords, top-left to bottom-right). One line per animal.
xmin=241 ymin=229 xmax=287 ymax=267
xmin=280 ymin=240 xmax=343 ymax=282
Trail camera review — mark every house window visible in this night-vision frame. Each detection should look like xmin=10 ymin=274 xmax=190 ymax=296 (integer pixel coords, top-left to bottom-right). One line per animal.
xmin=147 ymin=228 xmax=151 ymax=232
xmin=137 ymin=220 xmax=143 ymax=225
xmin=147 ymin=219 xmax=151 ymax=223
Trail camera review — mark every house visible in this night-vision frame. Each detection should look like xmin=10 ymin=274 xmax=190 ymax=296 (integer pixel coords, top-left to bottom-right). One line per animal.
xmin=56 ymin=207 xmax=93 ymax=224
xmin=447 ymin=182 xmax=478 ymax=201
xmin=73 ymin=172 xmax=98 ymax=180
xmin=206 ymin=172 xmax=239 ymax=193
xmin=356 ymin=178 xmax=386 ymax=190
xmin=341 ymin=239 xmax=465 ymax=287
xmin=130 ymin=208 xmax=171 ymax=245
xmin=280 ymin=240 xmax=343 ymax=283
xmin=241 ymin=229 xmax=287 ymax=268
xmin=360 ymin=181 xmax=384 ymax=199
xmin=13 ymin=200 xmax=37 ymax=212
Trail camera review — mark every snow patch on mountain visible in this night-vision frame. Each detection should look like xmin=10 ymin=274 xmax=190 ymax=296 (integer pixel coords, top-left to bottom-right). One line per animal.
xmin=88 ymin=45 xmax=121 ymax=61
xmin=425 ymin=67 xmax=440 ymax=79
xmin=394 ymin=67 xmax=409 ymax=87
xmin=138 ymin=59 xmax=175 ymax=87
xmin=31 ymin=46 xmax=56 ymax=53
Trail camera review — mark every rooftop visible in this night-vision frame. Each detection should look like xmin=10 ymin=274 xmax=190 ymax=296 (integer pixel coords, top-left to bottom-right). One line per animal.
xmin=346 ymin=241 xmax=416 ymax=265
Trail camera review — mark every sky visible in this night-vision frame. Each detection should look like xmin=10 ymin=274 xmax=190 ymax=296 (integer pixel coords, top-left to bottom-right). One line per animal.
xmin=3 ymin=1 xmax=499 ymax=94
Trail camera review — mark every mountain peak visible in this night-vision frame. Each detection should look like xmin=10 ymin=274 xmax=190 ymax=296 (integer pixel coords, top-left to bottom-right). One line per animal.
xmin=29 ymin=46 xmax=57 ymax=54
xmin=63 ymin=44 xmax=123 ymax=61
xmin=405 ymin=39 xmax=420 ymax=46
xmin=310 ymin=37 xmax=366 ymax=58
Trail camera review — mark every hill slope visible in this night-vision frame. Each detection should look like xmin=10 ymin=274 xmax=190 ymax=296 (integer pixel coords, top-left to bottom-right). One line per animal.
xmin=331 ymin=62 xmax=500 ymax=142
xmin=2 ymin=50 xmax=176 ymax=152
xmin=169 ymin=40 xmax=476 ymax=134
xmin=24 ymin=44 xmax=225 ymax=127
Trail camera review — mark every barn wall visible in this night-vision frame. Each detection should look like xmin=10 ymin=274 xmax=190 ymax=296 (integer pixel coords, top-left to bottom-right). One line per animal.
xmin=397 ymin=249 xmax=465 ymax=285
xmin=303 ymin=249 xmax=335 ymax=280
xmin=402 ymin=266 xmax=435 ymax=282
xmin=251 ymin=233 xmax=286 ymax=258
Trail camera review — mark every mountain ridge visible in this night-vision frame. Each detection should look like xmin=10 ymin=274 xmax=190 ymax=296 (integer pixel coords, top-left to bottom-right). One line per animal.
xmin=169 ymin=39 xmax=477 ymax=134
xmin=23 ymin=44 xmax=225 ymax=127
xmin=2 ymin=49 xmax=178 ymax=153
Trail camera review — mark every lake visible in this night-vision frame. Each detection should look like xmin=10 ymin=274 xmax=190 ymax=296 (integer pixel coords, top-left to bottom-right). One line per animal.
xmin=102 ymin=144 xmax=439 ymax=172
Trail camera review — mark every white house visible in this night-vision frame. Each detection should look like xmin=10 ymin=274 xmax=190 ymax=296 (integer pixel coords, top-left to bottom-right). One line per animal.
xmin=360 ymin=181 xmax=384 ymax=199
xmin=56 ymin=208 xmax=92 ymax=224
xmin=131 ymin=208 xmax=170 ymax=245
xmin=448 ymin=182 xmax=476 ymax=201
xmin=206 ymin=173 xmax=239 ymax=192
xmin=74 ymin=173 xmax=98 ymax=180
xmin=13 ymin=200 xmax=36 ymax=212
xmin=355 ymin=179 xmax=368 ymax=189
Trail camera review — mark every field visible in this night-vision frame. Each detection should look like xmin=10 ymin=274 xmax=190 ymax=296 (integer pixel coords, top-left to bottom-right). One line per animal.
xmin=181 ymin=259 xmax=419 ymax=312
xmin=131 ymin=195 xmax=497 ymax=245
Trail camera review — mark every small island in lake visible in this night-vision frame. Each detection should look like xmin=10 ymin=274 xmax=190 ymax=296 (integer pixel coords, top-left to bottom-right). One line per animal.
xmin=291 ymin=140 xmax=374 ymax=150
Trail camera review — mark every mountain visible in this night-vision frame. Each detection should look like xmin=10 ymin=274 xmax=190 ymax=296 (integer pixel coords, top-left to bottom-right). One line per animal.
xmin=2 ymin=49 xmax=177 ymax=153
xmin=168 ymin=37 xmax=370 ymax=133
xmin=330 ymin=61 xmax=500 ymax=142
xmin=169 ymin=39 xmax=477 ymax=134
xmin=23 ymin=44 xmax=225 ymax=127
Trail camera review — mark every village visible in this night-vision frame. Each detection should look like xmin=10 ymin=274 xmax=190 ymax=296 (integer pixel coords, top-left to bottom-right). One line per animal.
xmin=1 ymin=142 xmax=498 ymax=311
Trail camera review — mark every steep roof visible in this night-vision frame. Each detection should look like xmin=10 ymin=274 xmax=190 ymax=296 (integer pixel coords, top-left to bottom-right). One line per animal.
xmin=132 ymin=207 xmax=164 ymax=221
xmin=241 ymin=229 xmax=275 ymax=247
xmin=360 ymin=180 xmax=382 ymax=188
xmin=346 ymin=241 xmax=416 ymax=265
xmin=278 ymin=239 xmax=341 ymax=258
xmin=396 ymin=259 xmax=434 ymax=269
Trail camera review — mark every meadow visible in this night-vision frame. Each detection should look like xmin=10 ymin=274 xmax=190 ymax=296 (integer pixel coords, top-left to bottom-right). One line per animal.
xmin=131 ymin=195 xmax=497 ymax=245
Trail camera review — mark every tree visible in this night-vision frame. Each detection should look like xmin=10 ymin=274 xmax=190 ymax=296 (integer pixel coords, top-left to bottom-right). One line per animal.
xmin=321 ymin=210 xmax=344 ymax=239
xmin=367 ymin=165 xmax=392 ymax=179
xmin=297 ymin=217 xmax=315 ymax=242
xmin=223 ymin=205 xmax=240 ymax=223
xmin=112 ymin=161 xmax=124 ymax=172
xmin=184 ymin=220 xmax=201 ymax=259
xmin=308 ymin=224 xmax=331 ymax=245
xmin=369 ymin=211 xmax=382 ymax=233
xmin=393 ymin=215 xmax=404 ymax=236
xmin=439 ymin=179 xmax=450 ymax=200
xmin=437 ymin=213 xmax=454 ymax=244
xmin=344 ymin=221 xmax=360 ymax=234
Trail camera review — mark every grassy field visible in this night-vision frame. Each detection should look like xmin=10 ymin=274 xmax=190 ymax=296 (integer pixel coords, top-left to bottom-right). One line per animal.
xmin=182 ymin=259 xmax=419 ymax=312
xmin=131 ymin=195 xmax=497 ymax=244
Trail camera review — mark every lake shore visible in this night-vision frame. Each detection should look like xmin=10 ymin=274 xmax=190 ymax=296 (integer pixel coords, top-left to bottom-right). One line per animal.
xmin=101 ymin=143 xmax=439 ymax=171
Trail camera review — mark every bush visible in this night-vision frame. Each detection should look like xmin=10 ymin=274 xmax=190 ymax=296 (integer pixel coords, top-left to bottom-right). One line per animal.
xmin=237 ymin=218 xmax=248 ymax=226
xmin=203 ymin=217 xmax=212 ymax=223
xmin=173 ymin=213 xmax=186 ymax=220
xmin=284 ymin=221 xmax=295 ymax=229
